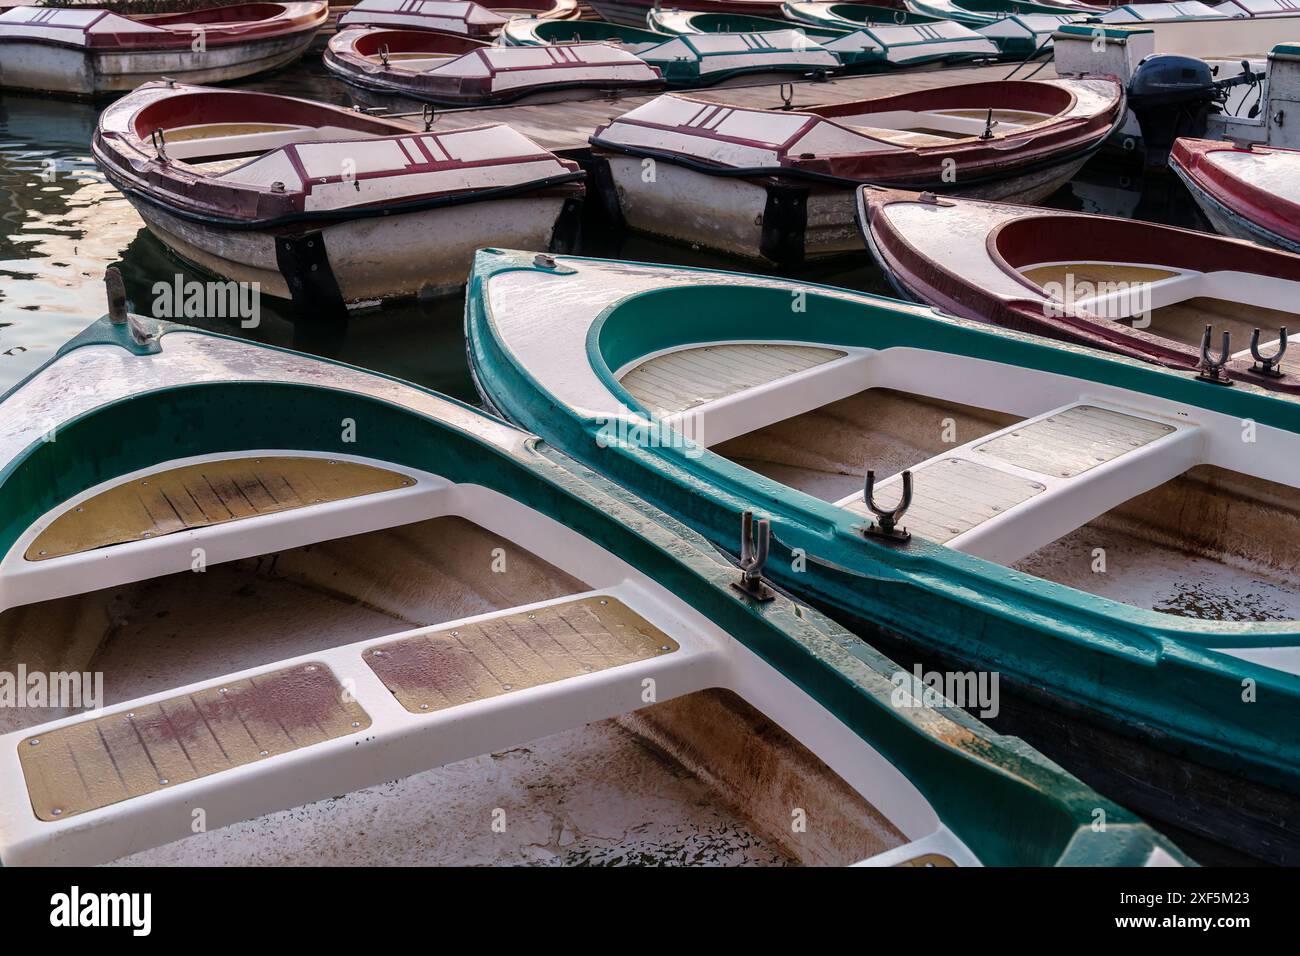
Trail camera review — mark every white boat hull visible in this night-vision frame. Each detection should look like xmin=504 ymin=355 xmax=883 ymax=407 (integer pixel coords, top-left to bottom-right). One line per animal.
xmin=0 ymin=31 xmax=319 ymax=95
xmin=604 ymin=153 xmax=1089 ymax=261
xmin=129 ymin=195 xmax=569 ymax=304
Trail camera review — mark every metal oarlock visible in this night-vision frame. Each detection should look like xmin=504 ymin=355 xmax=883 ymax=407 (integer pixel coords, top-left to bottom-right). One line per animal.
xmin=1250 ymin=326 xmax=1287 ymax=378
xmin=422 ymin=103 xmax=436 ymax=131
xmin=979 ymin=108 xmax=998 ymax=140
xmin=779 ymin=83 xmax=794 ymax=111
xmin=863 ymin=470 xmax=912 ymax=543
xmin=732 ymin=511 xmax=776 ymax=602
xmin=149 ymin=127 xmax=167 ymax=162
xmin=379 ymin=44 xmax=390 ymax=66
xmin=1197 ymin=325 xmax=1234 ymax=385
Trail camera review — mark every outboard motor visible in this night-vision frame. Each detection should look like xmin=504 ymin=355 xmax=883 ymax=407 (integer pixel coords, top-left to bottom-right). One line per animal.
xmin=1127 ymin=54 xmax=1217 ymax=168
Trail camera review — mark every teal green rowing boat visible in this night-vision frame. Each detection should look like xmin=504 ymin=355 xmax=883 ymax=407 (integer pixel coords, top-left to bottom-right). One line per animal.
xmin=498 ymin=16 xmax=668 ymax=53
xmin=906 ymin=0 xmax=1099 ymax=25
xmin=0 ymin=275 xmax=1186 ymax=866
xmin=465 ymin=248 xmax=1300 ymax=864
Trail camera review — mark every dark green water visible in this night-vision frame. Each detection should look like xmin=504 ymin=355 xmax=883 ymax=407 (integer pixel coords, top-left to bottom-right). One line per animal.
xmin=0 ymin=57 xmax=1209 ymax=401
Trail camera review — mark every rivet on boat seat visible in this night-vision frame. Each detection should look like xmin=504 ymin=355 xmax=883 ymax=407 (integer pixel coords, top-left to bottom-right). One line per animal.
xmin=26 ymin=456 xmax=414 ymax=561
xmin=365 ymin=596 xmax=679 ymax=714
xmin=974 ymin=405 xmax=1175 ymax=479
xmin=619 ymin=344 xmax=847 ymax=416
xmin=18 ymin=664 xmax=370 ymax=821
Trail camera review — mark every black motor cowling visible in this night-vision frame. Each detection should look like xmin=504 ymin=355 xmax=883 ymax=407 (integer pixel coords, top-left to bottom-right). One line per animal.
xmin=1127 ymin=54 xmax=1218 ymax=168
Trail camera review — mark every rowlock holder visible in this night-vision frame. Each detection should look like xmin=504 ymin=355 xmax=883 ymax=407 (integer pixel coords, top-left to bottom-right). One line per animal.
xmin=1197 ymin=325 xmax=1234 ymax=385
xmin=732 ymin=511 xmax=776 ymax=602
xmin=863 ymin=470 xmax=912 ymax=543
xmin=1250 ymin=326 xmax=1287 ymax=378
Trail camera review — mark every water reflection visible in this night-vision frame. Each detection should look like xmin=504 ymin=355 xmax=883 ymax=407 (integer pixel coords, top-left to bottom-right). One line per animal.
xmin=0 ymin=59 xmax=1217 ymax=400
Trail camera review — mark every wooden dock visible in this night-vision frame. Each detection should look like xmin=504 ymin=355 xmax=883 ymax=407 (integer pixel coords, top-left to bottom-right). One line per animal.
xmin=393 ymin=61 xmax=1060 ymax=155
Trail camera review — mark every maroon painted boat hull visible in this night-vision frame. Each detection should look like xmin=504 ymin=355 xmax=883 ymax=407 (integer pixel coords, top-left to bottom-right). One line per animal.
xmin=324 ymin=26 xmax=662 ymax=105
xmin=0 ymin=2 xmax=327 ymax=93
xmin=93 ymin=82 xmax=585 ymax=306
xmin=858 ymin=186 xmax=1300 ymax=393
xmin=1171 ymin=137 xmax=1300 ymax=254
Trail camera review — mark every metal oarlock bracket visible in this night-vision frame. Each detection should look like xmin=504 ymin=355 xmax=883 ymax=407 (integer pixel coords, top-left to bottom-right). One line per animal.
xmin=979 ymin=108 xmax=998 ymax=140
xmin=379 ymin=44 xmax=390 ymax=66
xmin=1250 ymin=326 xmax=1287 ymax=378
xmin=863 ymin=470 xmax=912 ymax=543
xmin=149 ymin=127 xmax=167 ymax=162
xmin=779 ymin=83 xmax=794 ymax=111
xmin=732 ymin=511 xmax=776 ymax=602
xmin=1197 ymin=325 xmax=1234 ymax=385
xmin=422 ymin=103 xmax=436 ymax=131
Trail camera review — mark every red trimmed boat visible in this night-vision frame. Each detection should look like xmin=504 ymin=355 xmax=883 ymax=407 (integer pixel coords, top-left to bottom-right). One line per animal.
xmin=1171 ymin=137 xmax=1300 ymax=254
xmin=92 ymin=82 xmax=584 ymax=310
xmin=0 ymin=2 xmax=327 ymax=95
xmin=337 ymin=0 xmax=578 ymax=35
xmin=325 ymin=26 xmax=662 ymax=103
xmin=858 ymin=186 xmax=1299 ymax=392
xmin=587 ymin=0 xmax=787 ymax=28
xmin=589 ymin=79 xmax=1123 ymax=263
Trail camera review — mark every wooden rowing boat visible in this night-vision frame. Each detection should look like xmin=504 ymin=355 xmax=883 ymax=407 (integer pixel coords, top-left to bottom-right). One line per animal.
xmin=586 ymin=0 xmax=788 ymax=28
xmin=783 ymin=0 xmax=1074 ymax=57
xmin=0 ymin=2 xmax=327 ymax=95
xmin=0 ymin=280 xmax=1186 ymax=866
xmin=465 ymin=248 xmax=1300 ymax=863
xmin=1171 ymin=137 xmax=1300 ymax=253
xmin=499 ymin=15 xmax=668 ymax=51
xmin=859 ymin=186 xmax=1300 ymax=392
xmin=906 ymin=0 xmax=1101 ymax=25
xmin=589 ymin=78 xmax=1122 ymax=263
xmin=92 ymin=82 xmax=584 ymax=310
xmin=337 ymin=0 xmax=578 ymax=35
xmin=324 ymin=26 xmax=663 ymax=103
xmin=646 ymin=8 xmax=1000 ymax=67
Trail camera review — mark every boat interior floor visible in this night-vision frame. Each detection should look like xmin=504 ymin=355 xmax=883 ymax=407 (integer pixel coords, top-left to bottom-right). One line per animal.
xmin=158 ymin=121 xmax=385 ymax=168
xmin=1 ymin=496 xmax=913 ymax=866
xmin=0 ymin=515 xmax=586 ymax=734
xmin=1018 ymin=262 xmax=1293 ymax=356
xmin=109 ymin=688 xmax=904 ymax=867
xmin=833 ymin=108 xmax=1053 ymax=147
xmin=704 ymin=383 xmax=1300 ymax=623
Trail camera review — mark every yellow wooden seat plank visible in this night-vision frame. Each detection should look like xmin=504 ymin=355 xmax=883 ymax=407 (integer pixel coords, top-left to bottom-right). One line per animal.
xmin=27 ymin=456 xmax=414 ymax=561
xmin=19 ymin=664 xmax=371 ymax=821
xmin=366 ymin=597 xmax=678 ymax=714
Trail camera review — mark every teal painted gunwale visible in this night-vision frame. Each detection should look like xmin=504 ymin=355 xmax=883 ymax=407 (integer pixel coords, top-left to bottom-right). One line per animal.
xmin=502 ymin=19 xmax=667 ymax=46
xmin=0 ymin=318 xmax=1188 ymax=867
xmin=464 ymin=249 xmax=1300 ymax=794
